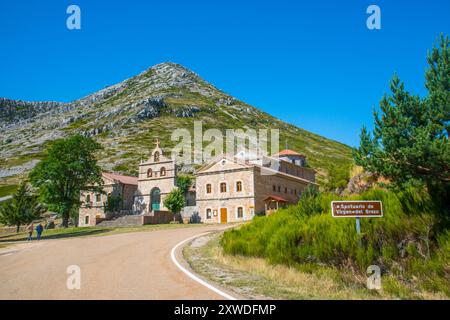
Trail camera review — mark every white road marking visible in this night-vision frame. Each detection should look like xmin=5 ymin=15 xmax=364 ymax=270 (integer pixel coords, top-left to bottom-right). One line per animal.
xmin=170 ymin=232 xmax=237 ymax=300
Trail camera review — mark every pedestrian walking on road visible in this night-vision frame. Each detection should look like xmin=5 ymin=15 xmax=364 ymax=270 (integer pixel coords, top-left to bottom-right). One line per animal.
xmin=35 ymin=223 xmax=43 ymax=241
xmin=26 ymin=223 xmax=34 ymax=241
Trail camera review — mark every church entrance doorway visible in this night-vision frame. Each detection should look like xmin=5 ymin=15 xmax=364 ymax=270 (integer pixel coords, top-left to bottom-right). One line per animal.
xmin=150 ymin=188 xmax=161 ymax=211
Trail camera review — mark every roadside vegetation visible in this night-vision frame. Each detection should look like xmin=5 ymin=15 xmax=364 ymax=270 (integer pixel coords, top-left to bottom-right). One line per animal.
xmin=0 ymin=184 xmax=18 ymax=198
xmin=222 ymin=187 xmax=449 ymax=298
xmin=186 ymin=232 xmax=447 ymax=299
xmin=0 ymin=134 xmax=105 ymax=235
xmin=0 ymin=182 xmax=46 ymax=232
xmin=220 ymin=35 xmax=450 ymax=299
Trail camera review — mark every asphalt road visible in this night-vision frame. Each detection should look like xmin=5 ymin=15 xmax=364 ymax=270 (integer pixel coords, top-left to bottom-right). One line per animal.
xmin=0 ymin=225 xmax=231 ymax=300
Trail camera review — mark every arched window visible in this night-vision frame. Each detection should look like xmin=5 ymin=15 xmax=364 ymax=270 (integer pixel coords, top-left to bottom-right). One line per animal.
xmin=206 ymin=184 xmax=212 ymax=194
xmin=206 ymin=208 xmax=212 ymax=219
xmin=85 ymin=215 xmax=90 ymax=225
xmin=147 ymin=168 xmax=152 ymax=178
xmin=237 ymin=207 xmax=244 ymax=218
xmin=160 ymin=167 xmax=166 ymax=176
xmin=86 ymin=194 xmax=90 ymax=203
xmin=220 ymin=182 xmax=227 ymax=193
xmin=154 ymin=151 xmax=160 ymax=162
xmin=236 ymin=181 xmax=242 ymax=192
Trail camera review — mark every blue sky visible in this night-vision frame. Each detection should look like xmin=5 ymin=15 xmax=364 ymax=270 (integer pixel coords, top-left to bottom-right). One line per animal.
xmin=1 ymin=0 xmax=449 ymax=146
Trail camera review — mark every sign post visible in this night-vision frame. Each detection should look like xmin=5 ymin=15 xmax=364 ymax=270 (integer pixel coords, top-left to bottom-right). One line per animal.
xmin=331 ymin=201 xmax=383 ymax=243
xmin=355 ymin=217 xmax=361 ymax=235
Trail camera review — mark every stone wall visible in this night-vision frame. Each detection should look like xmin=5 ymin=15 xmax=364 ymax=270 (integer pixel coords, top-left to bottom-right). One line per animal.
xmin=278 ymin=160 xmax=316 ymax=182
xmin=181 ymin=206 xmax=198 ymax=222
xmin=142 ymin=211 xmax=174 ymax=224
xmin=122 ymin=184 xmax=138 ymax=210
xmin=253 ymin=166 xmax=311 ymax=214
xmin=78 ymin=206 xmax=105 ymax=227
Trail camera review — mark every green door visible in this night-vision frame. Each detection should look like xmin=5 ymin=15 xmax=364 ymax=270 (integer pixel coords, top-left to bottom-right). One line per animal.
xmin=151 ymin=188 xmax=161 ymax=211
xmin=152 ymin=202 xmax=160 ymax=211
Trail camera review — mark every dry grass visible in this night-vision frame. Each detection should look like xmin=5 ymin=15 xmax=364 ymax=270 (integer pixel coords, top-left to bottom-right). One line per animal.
xmin=349 ymin=165 xmax=364 ymax=178
xmin=184 ymin=232 xmax=447 ymax=300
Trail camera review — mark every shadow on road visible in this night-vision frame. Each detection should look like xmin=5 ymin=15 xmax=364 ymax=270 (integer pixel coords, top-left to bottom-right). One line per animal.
xmin=0 ymin=229 xmax=110 ymax=243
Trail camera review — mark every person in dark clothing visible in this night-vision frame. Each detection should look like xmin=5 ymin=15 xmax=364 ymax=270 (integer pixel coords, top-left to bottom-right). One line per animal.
xmin=35 ymin=223 xmax=43 ymax=241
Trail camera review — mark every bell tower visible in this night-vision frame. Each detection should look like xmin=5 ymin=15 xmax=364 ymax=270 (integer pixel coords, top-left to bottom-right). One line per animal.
xmin=135 ymin=139 xmax=176 ymax=214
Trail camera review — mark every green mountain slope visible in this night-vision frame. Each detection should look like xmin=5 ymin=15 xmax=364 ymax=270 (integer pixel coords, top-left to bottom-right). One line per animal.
xmin=0 ymin=62 xmax=352 ymax=190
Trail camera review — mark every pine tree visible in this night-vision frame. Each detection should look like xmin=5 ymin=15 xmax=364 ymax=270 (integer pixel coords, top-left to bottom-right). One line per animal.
xmin=0 ymin=182 xmax=45 ymax=233
xmin=353 ymin=35 xmax=449 ymax=209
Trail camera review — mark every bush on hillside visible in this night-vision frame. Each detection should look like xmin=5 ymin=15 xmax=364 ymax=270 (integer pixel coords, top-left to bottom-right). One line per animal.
xmin=221 ymin=187 xmax=449 ymax=296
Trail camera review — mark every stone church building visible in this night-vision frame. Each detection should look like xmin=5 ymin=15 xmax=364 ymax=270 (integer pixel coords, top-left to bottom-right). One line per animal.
xmin=79 ymin=140 xmax=317 ymax=226
xmin=133 ymin=139 xmax=177 ymax=214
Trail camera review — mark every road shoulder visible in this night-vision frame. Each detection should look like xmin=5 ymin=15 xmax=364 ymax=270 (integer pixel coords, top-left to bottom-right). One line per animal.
xmin=182 ymin=231 xmax=395 ymax=300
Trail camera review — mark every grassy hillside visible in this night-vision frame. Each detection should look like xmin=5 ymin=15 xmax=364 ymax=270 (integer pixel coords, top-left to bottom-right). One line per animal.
xmin=221 ymin=187 xmax=450 ymax=298
xmin=0 ymin=62 xmax=353 ymax=194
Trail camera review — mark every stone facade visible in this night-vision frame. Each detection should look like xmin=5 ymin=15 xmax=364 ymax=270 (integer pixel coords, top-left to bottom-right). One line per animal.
xmin=78 ymin=140 xmax=317 ymax=226
xmin=196 ymin=151 xmax=317 ymax=223
xmin=78 ymin=172 xmax=138 ymax=227
xmin=196 ymin=158 xmax=256 ymax=224
xmin=134 ymin=140 xmax=176 ymax=214
xmin=253 ymin=166 xmax=311 ymax=213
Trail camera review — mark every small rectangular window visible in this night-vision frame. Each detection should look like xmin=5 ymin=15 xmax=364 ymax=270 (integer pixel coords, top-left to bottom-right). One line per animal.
xmin=206 ymin=184 xmax=212 ymax=194
xmin=206 ymin=208 xmax=212 ymax=219
xmin=237 ymin=207 xmax=243 ymax=218
xmin=96 ymin=194 xmax=101 ymax=202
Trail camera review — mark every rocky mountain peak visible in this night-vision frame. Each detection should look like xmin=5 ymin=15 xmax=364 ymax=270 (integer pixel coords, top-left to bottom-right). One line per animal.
xmin=150 ymin=61 xmax=197 ymax=78
xmin=132 ymin=61 xmax=210 ymax=92
xmin=0 ymin=62 xmax=353 ymax=185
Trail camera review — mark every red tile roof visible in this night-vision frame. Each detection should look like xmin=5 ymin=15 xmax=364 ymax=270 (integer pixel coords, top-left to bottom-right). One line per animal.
xmin=103 ymin=172 xmax=138 ymax=185
xmin=272 ymin=149 xmax=306 ymax=157
xmin=264 ymin=195 xmax=289 ymax=202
